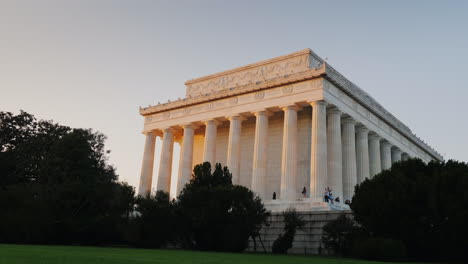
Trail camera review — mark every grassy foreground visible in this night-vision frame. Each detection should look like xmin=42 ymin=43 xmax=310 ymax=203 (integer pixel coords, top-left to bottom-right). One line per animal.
xmin=0 ymin=244 xmax=420 ymax=264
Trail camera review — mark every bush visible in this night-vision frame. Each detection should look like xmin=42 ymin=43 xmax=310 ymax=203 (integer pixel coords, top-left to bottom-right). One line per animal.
xmin=272 ymin=208 xmax=304 ymax=254
xmin=351 ymin=237 xmax=407 ymax=262
xmin=321 ymin=214 xmax=363 ymax=256
xmin=351 ymin=158 xmax=468 ymax=261
xmin=0 ymin=111 xmax=135 ymax=245
xmin=176 ymin=162 xmax=269 ymax=252
xmin=125 ymin=191 xmax=176 ymax=248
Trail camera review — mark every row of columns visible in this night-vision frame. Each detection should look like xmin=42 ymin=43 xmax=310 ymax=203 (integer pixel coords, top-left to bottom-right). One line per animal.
xmin=138 ymin=100 xmax=410 ymax=203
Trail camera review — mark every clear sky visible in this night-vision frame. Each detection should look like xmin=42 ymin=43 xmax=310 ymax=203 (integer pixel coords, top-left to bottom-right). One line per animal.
xmin=1 ymin=0 xmax=467 ymax=194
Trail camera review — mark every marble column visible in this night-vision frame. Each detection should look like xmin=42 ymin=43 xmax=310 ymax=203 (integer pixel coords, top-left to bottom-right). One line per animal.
xmin=203 ymin=119 xmax=219 ymax=167
xmin=227 ymin=115 xmax=245 ymax=185
xmin=368 ymin=133 xmax=382 ymax=177
xmin=356 ymin=126 xmax=370 ymax=183
xmin=176 ymin=124 xmax=196 ymax=196
xmin=251 ymin=110 xmax=271 ymax=199
xmin=380 ymin=141 xmax=392 ymax=170
xmin=342 ymin=117 xmax=357 ymax=202
xmin=310 ymin=101 xmax=328 ymax=199
xmin=391 ymin=147 xmax=402 ymax=164
xmin=327 ymin=108 xmax=343 ymax=201
xmin=280 ymin=105 xmax=301 ymax=200
xmin=157 ymin=128 xmax=175 ymax=193
xmin=138 ymin=132 xmax=157 ymax=195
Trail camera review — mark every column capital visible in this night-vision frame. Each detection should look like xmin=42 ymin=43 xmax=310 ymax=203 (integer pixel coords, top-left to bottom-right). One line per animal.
xmin=280 ymin=104 xmax=302 ymax=112
xmin=327 ymin=107 xmax=342 ymax=116
xmin=342 ymin=117 xmax=356 ymax=125
xmin=180 ymin=123 xmax=199 ymax=130
xmin=144 ymin=129 xmax=163 ymax=137
xmin=226 ymin=114 xmax=247 ymax=121
xmin=356 ymin=125 xmax=369 ymax=134
xmin=381 ymin=140 xmax=392 ymax=148
xmin=392 ymin=146 xmax=402 ymax=153
xmin=368 ymin=132 xmax=381 ymax=140
xmin=143 ymin=131 xmax=156 ymax=136
xmin=202 ymin=119 xmax=221 ymax=126
xmin=309 ymin=100 xmax=328 ymax=107
xmin=252 ymin=109 xmax=274 ymax=117
xmin=161 ymin=127 xmax=177 ymax=134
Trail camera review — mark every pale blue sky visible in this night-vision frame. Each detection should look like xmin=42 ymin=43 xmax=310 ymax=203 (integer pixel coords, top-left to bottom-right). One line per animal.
xmin=1 ymin=0 xmax=467 ymax=192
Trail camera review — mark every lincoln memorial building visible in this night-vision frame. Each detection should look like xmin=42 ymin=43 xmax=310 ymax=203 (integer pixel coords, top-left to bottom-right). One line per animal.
xmin=137 ymin=49 xmax=442 ymax=211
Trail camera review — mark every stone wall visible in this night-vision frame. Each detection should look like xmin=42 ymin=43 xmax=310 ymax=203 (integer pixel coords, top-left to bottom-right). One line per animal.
xmin=247 ymin=210 xmax=352 ymax=255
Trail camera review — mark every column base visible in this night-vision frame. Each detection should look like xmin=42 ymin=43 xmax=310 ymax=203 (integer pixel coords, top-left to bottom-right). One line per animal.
xmin=263 ymin=198 xmax=350 ymax=212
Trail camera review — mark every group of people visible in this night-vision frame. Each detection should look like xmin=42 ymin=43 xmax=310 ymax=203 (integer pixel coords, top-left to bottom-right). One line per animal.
xmin=323 ymin=187 xmax=338 ymax=204
xmin=323 ymin=187 xmax=351 ymax=205
xmin=272 ymin=186 xmax=308 ymax=200
xmin=271 ymin=187 xmax=351 ymax=205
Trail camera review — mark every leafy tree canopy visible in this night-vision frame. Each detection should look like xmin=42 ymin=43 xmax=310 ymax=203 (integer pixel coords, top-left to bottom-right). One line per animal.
xmin=0 ymin=110 xmax=134 ymax=245
xmin=176 ymin=162 xmax=269 ymax=252
xmin=351 ymin=158 xmax=468 ymax=261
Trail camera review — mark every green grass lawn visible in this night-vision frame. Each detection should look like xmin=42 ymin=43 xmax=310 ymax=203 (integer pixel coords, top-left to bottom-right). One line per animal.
xmin=0 ymin=244 xmax=421 ymax=264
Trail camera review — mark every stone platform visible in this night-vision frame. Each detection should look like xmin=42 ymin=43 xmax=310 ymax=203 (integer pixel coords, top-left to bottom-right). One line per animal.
xmin=263 ymin=198 xmax=350 ymax=213
xmin=247 ymin=210 xmax=352 ymax=255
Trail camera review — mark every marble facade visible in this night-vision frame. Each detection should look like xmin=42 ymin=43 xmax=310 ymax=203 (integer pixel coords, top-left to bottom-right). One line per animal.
xmin=137 ymin=49 xmax=442 ymax=210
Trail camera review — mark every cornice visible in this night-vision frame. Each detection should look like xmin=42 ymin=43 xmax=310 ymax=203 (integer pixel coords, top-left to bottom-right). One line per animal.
xmin=139 ymin=65 xmax=325 ymax=116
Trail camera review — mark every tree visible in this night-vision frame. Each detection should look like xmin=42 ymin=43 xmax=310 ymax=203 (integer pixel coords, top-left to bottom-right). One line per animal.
xmin=351 ymin=158 xmax=468 ymax=261
xmin=272 ymin=208 xmax=305 ymax=254
xmin=125 ymin=191 xmax=177 ymax=248
xmin=0 ymin=110 xmax=135 ymax=245
xmin=321 ymin=214 xmax=364 ymax=256
xmin=176 ymin=162 xmax=270 ymax=252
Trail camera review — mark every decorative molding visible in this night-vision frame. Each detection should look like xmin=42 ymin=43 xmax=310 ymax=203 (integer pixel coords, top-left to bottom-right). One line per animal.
xmin=254 ymin=91 xmax=265 ymax=100
xmin=282 ymin=85 xmax=293 ymax=94
xmin=185 ymin=49 xmax=312 ymax=97
xmin=229 ymin=97 xmax=238 ymax=105
xmin=183 ymin=108 xmax=191 ymax=114
xmin=140 ymin=66 xmax=325 ymax=115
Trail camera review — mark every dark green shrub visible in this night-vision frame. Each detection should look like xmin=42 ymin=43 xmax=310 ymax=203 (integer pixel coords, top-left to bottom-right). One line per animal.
xmin=272 ymin=208 xmax=304 ymax=254
xmin=351 ymin=237 xmax=407 ymax=262
xmin=351 ymin=158 xmax=468 ymax=261
xmin=321 ymin=214 xmax=364 ymax=256
xmin=125 ymin=191 xmax=176 ymax=248
xmin=176 ymin=162 xmax=269 ymax=252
